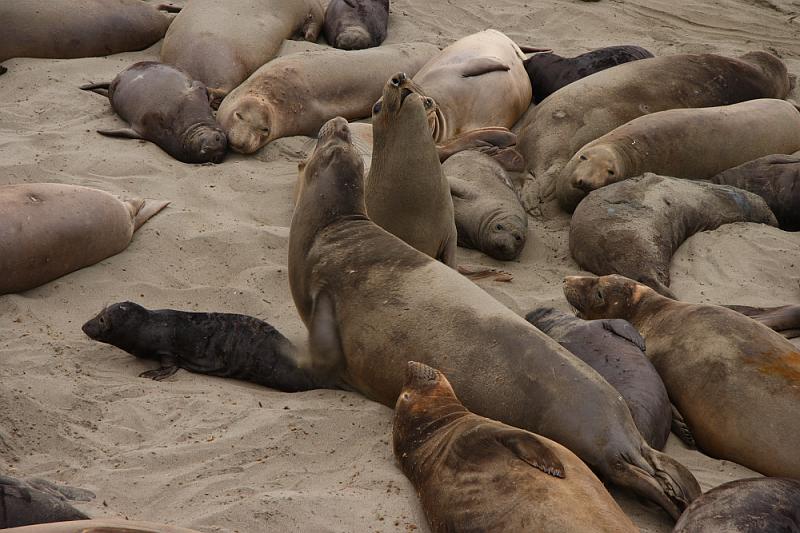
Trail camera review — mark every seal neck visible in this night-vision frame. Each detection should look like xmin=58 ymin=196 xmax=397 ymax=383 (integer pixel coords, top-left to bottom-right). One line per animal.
xmin=627 ymin=292 xmax=674 ymax=337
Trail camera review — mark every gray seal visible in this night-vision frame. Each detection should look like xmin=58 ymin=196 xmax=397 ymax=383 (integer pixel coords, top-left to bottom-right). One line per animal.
xmin=323 ymin=0 xmax=389 ymax=50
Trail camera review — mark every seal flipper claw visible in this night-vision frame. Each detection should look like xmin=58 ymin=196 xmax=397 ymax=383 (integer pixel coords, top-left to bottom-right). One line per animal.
xmin=496 ymin=429 xmax=565 ymax=478
xmin=140 ymin=365 xmax=179 ymax=381
xmin=460 ymin=57 xmax=511 ymax=78
xmin=671 ymin=404 xmax=696 ymax=449
xmin=97 ymin=127 xmax=142 ymax=140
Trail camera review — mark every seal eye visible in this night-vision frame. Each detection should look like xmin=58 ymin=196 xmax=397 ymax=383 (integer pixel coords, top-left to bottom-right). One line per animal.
xmin=579 ymin=154 xmax=588 ymax=161
xmin=608 ymin=169 xmax=615 ymax=176
xmin=495 ymin=223 xmax=504 ymax=231
xmin=423 ymin=97 xmax=434 ymax=109
xmin=372 ymin=100 xmax=382 ymax=115
xmin=260 ymin=127 xmax=270 ymax=134
xmin=99 ymin=317 xmax=105 ymax=325
xmin=402 ymin=392 xmax=411 ymax=401
xmin=597 ymin=290 xmax=604 ymax=301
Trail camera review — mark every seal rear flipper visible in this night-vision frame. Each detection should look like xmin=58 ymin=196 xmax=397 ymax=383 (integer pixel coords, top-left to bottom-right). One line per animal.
xmin=670 ymin=404 xmax=696 ymax=449
xmin=460 ymin=57 xmax=511 ymax=78
xmin=602 ymin=319 xmax=646 ymax=352
xmin=97 ymin=127 xmax=142 ymax=140
xmin=140 ymin=365 xmax=180 ymax=381
xmin=495 ymin=429 xmax=565 ymax=478
xmin=457 ymin=265 xmax=513 ymax=282
xmin=80 ymin=81 xmax=111 ymax=97
xmin=308 ymin=291 xmax=346 ymax=377
xmin=130 ymin=199 xmax=170 ymax=231
xmin=518 ymin=46 xmax=554 ymax=54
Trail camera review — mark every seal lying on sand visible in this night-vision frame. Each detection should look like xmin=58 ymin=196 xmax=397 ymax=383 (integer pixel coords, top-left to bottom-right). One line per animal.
xmin=393 ymin=361 xmax=638 ymax=533
xmin=324 ymin=0 xmax=389 ymax=50
xmin=289 ymin=116 xmax=700 ymax=519
xmin=725 ymin=304 xmax=800 ymax=339
xmin=673 ymin=477 xmax=800 ymax=533
xmin=569 ymin=174 xmax=777 ymax=298
xmin=0 ymin=476 xmax=93 ymax=529
xmin=525 ymin=45 xmax=653 ymax=104
xmin=0 ymin=184 xmax=168 ymax=295
xmin=4 ymin=519 xmax=203 ymax=532
xmin=558 ymin=99 xmax=800 ymax=211
xmin=564 ymin=274 xmax=800 ymax=479
xmin=81 ymin=62 xmax=227 ymax=164
xmin=217 ymin=43 xmax=439 ymax=153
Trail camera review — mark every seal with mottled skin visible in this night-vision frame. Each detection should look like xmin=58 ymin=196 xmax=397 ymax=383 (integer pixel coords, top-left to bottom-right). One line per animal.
xmin=0 ymin=476 xmax=94 ymax=529
xmin=365 ymin=74 xmax=457 ymax=266
xmin=324 ymin=0 xmax=389 ymax=50
xmin=569 ymin=174 xmax=777 ymax=298
xmin=218 ymin=43 xmax=439 ymax=154
xmin=564 ymin=274 xmax=800 ymax=479
xmin=725 ymin=304 xmax=800 ymax=339
xmin=160 ymin=0 xmax=325 ymax=105
xmin=516 ymin=51 xmax=790 ymax=209
xmin=673 ymin=477 xmax=800 ymax=533
xmin=81 ymin=62 xmax=227 ymax=164
xmin=81 ymin=301 xmax=329 ymax=391
xmin=444 ymin=150 xmax=527 ymax=261
xmin=710 ymin=153 xmax=800 ymax=230
xmin=4 ymin=519 xmax=204 ymax=532
xmin=289 ymin=117 xmax=701 ymax=519
xmin=558 ymin=99 xmax=800 ymax=211
xmin=393 ymin=361 xmax=639 ymax=533
xmin=525 ymin=307 xmax=679 ymax=450
xmin=525 ymin=45 xmax=653 ymax=104
xmin=0 ymin=184 xmax=169 ymax=295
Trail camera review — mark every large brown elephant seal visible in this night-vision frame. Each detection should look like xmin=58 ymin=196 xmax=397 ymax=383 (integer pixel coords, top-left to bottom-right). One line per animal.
xmin=444 ymin=150 xmax=528 ymax=261
xmin=81 ymin=62 xmax=227 ymax=164
xmin=364 ymin=74 xmax=457 ymax=266
xmin=516 ymin=51 xmax=790 ymax=209
xmin=324 ymin=0 xmax=389 ymax=50
xmin=0 ymin=184 xmax=169 ymax=295
xmin=4 ymin=519 xmax=203 ymax=532
xmin=569 ymin=174 xmax=778 ymax=298
xmin=218 ymin=43 xmax=439 ymax=154
xmin=289 ymin=117 xmax=701 ymax=519
xmin=673 ymin=477 xmax=800 ymax=533
xmin=710 ymin=153 xmax=800 ymax=230
xmin=160 ymin=0 xmax=325 ymax=104
xmin=564 ymin=274 xmax=800 ymax=479
xmin=558 ymin=99 xmax=800 ymax=211
xmin=0 ymin=476 xmax=93 ymax=528
xmin=393 ymin=361 xmax=638 ymax=533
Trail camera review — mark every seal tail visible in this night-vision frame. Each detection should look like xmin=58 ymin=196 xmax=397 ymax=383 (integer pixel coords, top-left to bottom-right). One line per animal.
xmin=129 ymin=199 xmax=170 ymax=231
xmin=79 ymin=81 xmax=110 ymax=97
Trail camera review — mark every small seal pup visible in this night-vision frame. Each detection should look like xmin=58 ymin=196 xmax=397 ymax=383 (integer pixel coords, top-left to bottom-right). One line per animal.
xmin=569 ymin=174 xmax=778 ymax=298
xmin=324 ymin=0 xmax=389 ymax=50
xmin=558 ymin=99 xmax=800 ymax=211
xmin=81 ymin=62 xmax=227 ymax=164
xmin=289 ymin=116 xmax=700 ymax=519
xmin=393 ymin=361 xmax=638 ymax=533
xmin=525 ymin=45 xmax=653 ymax=104
xmin=564 ymin=274 xmax=800 ymax=479
xmin=0 ymin=476 xmax=93 ymax=528
xmin=673 ymin=477 xmax=800 ymax=533
xmin=725 ymin=304 xmax=800 ymax=339
xmin=82 ymin=301 xmax=329 ymax=391
xmin=4 ymin=519 xmax=204 ymax=532
xmin=0 ymin=184 xmax=169 ymax=295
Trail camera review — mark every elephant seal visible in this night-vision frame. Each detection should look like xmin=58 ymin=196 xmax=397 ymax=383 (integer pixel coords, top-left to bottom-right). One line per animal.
xmin=4 ymin=519 xmax=203 ymax=532
xmin=710 ymin=153 xmax=800 ymax=230
xmin=218 ymin=43 xmax=439 ymax=154
xmin=81 ymin=62 xmax=227 ymax=164
xmin=525 ymin=308 xmax=675 ymax=450
xmin=444 ymin=150 xmax=527 ymax=261
xmin=558 ymin=99 xmax=800 ymax=211
xmin=0 ymin=476 xmax=93 ymax=528
xmin=673 ymin=477 xmax=800 ymax=533
xmin=725 ymin=304 xmax=800 ymax=339
xmin=289 ymin=117 xmax=701 ymax=519
xmin=0 ymin=184 xmax=169 ymax=295
xmin=516 ymin=51 xmax=790 ymax=209
xmin=569 ymin=174 xmax=778 ymax=298
xmin=81 ymin=301 xmax=329 ymax=390
xmin=365 ymin=74 xmax=457 ymax=266
xmin=564 ymin=274 xmax=800 ymax=479
xmin=324 ymin=0 xmax=389 ymax=50
xmin=160 ymin=0 xmax=325 ymax=104
xmin=525 ymin=45 xmax=653 ymax=104
xmin=393 ymin=361 xmax=638 ymax=533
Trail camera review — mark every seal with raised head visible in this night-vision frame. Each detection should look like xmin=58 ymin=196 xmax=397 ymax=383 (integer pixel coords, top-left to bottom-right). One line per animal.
xmin=444 ymin=150 xmax=527 ymax=261
xmin=0 ymin=184 xmax=169 ymax=295
xmin=324 ymin=0 xmax=389 ymax=50
xmin=81 ymin=62 xmax=227 ymax=164
xmin=393 ymin=361 xmax=638 ymax=533
xmin=558 ymin=99 xmax=800 ymax=211
xmin=218 ymin=43 xmax=439 ymax=154
xmin=725 ymin=304 xmax=800 ymax=339
xmin=569 ymin=174 xmax=778 ymax=298
xmin=4 ymin=519 xmax=204 ymax=532
xmin=525 ymin=307 xmax=677 ymax=450
xmin=673 ymin=477 xmax=800 ymax=533
xmin=525 ymin=45 xmax=653 ymax=104
xmin=564 ymin=274 xmax=800 ymax=479
xmin=516 ymin=51 xmax=790 ymax=209
xmin=160 ymin=0 xmax=325 ymax=105
xmin=0 ymin=476 xmax=93 ymax=529
xmin=289 ymin=116 xmax=701 ymax=519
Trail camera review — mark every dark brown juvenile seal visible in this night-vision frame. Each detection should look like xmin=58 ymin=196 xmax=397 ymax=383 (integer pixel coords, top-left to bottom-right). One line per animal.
xmin=569 ymin=174 xmax=778 ymax=298
xmin=0 ymin=184 xmax=169 ymax=295
xmin=5 ymin=519 xmax=203 ymax=532
xmin=525 ymin=45 xmax=653 ymax=104
xmin=673 ymin=477 xmax=800 ymax=533
xmin=725 ymin=304 xmax=800 ymax=339
xmin=81 ymin=62 xmax=227 ymax=164
xmin=0 ymin=476 xmax=93 ymax=529
xmin=564 ymin=274 xmax=800 ymax=479
xmin=710 ymin=153 xmax=800 ymax=230
xmin=324 ymin=0 xmax=389 ymax=50
xmin=393 ymin=361 xmax=638 ymax=533
xmin=289 ymin=117 xmax=700 ymax=519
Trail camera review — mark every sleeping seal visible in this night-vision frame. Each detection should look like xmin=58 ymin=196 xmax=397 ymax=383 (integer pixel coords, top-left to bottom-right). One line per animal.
xmin=323 ymin=0 xmax=389 ymax=50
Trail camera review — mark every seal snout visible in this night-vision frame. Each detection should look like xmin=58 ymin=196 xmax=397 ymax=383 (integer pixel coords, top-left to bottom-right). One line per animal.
xmin=391 ymin=72 xmax=408 ymax=87
xmin=199 ymin=129 xmax=228 ymax=163
xmin=405 ymin=361 xmax=439 ymax=386
xmin=319 ymin=116 xmax=351 ymax=144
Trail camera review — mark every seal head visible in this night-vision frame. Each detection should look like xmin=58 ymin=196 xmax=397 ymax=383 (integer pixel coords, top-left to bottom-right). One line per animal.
xmin=563 ymin=275 xmax=647 ymax=321
xmin=217 ymin=95 xmax=276 ymax=154
xmin=182 ymin=122 xmax=227 ymax=163
xmin=480 ymin=215 xmax=526 ymax=261
xmin=82 ymin=301 xmax=151 ymax=346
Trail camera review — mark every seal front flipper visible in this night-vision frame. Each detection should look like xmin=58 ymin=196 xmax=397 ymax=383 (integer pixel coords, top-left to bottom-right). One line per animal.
xmin=80 ymin=81 xmax=111 ymax=97
xmin=97 ymin=127 xmax=143 ymax=140
xmin=602 ymin=319 xmax=646 ymax=352
xmin=495 ymin=428 xmax=565 ymax=478
xmin=308 ymin=291 xmax=346 ymax=376
xmin=139 ymin=354 xmax=180 ymax=381
xmin=460 ymin=57 xmax=511 ymax=78
xmin=671 ymin=404 xmax=696 ymax=449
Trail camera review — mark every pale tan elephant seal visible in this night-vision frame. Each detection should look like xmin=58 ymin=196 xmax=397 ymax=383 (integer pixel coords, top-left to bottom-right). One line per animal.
xmin=218 ymin=43 xmax=439 ymax=154
xmin=160 ymin=0 xmax=325 ymax=105
xmin=0 ymin=184 xmax=169 ymax=295
xmin=3 ymin=519 xmax=202 ymax=532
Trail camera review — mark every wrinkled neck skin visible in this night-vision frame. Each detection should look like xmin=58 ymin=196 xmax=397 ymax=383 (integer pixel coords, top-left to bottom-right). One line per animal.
xmin=424 ymin=97 xmax=448 ymax=143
